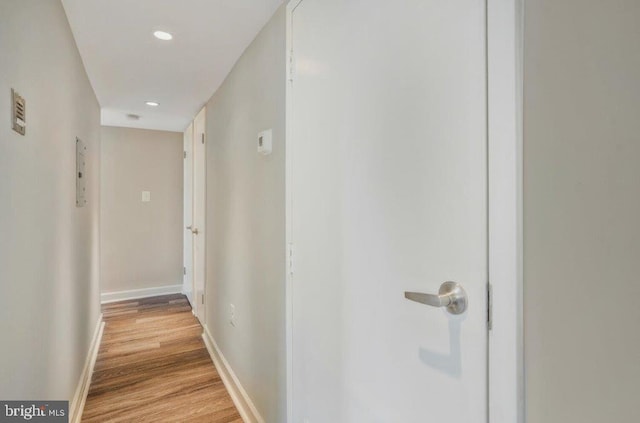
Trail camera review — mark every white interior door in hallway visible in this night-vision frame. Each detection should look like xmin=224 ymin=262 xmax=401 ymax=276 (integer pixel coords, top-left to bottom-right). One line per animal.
xmin=192 ymin=107 xmax=207 ymax=324
xmin=183 ymin=122 xmax=194 ymax=305
xmin=184 ymin=108 xmax=206 ymax=324
xmin=288 ymin=0 xmax=488 ymax=421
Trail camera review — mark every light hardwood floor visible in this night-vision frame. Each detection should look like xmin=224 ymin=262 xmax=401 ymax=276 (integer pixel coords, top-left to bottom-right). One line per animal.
xmin=82 ymin=294 xmax=242 ymax=422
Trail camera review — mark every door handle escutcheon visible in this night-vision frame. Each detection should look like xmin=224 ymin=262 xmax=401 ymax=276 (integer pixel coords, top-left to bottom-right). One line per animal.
xmin=404 ymin=281 xmax=468 ymax=315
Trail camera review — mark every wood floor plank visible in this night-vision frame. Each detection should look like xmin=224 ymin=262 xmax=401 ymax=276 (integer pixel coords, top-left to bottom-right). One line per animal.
xmin=82 ymin=294 xmax=242 ymax=422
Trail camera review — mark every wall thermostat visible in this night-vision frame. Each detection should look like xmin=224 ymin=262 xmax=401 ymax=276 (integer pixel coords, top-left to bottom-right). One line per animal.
xmin=257 ymin=129 xmax=272 ymax=155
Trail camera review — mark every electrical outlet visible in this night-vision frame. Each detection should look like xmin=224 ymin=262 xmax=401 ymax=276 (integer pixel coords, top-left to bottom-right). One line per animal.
xmin=229 ymin=304 xmax=236 ymax=327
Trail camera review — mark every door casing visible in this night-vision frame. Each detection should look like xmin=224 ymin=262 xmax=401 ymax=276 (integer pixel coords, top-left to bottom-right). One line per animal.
xmin=183 ymin=122 xmax=194 ymax=306
xmin=193 ymin=107 xmax=207 ymax=325
xmin=284 ymin=0 xmax=524 ymax=422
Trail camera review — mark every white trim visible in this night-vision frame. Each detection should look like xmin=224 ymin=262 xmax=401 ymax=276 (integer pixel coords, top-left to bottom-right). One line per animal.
xmin=192 ymin=106 xmax=207 ymax=326
xmin=182 ymin=286 xmax=194 ymax=307
xmin=183 ymin=121 xmax=195 ymax=315
xmin=182 ymin=285 xmax=193 ymax=310
xmin=70 ymin=314 xmax=104 ymax=423
xmin=285 ymin=0 xmax=524 ymax=422
xmin=201 ymin=325 xmax=265 ymax=423
xmin=487 ymin=1 xmax=524 ymax=422
xmin=100 ymin=284 xmax=183 ymax=304
xmin=284 ymin=1 xmax=302 ymax=422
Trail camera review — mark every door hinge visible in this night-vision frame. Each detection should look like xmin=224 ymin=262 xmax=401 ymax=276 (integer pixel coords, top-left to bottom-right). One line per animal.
xmin=288 ymin=243 xmax=294 ymax=276
xmin=201 ymin=133 xmax=205 ymax=144
xmin=289 ymin=51 xmax=295 ymax=83
xmin=487 ymin=282 xmax=493 ymax=331
xmin=184 ymin=151 xmax=187 ymax=159
xmin=201 ymin=294 xmax=205 ymax=305
xmin=183 ymin=266 xmax=186 ymax=275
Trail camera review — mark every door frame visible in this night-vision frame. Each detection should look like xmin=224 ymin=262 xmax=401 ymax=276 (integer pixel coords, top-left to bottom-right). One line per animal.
xmin=284 ymin=0 xmax=524 ymax=422
xmin=192 ymin=106 xmax=207 ymax=324
xmin=183 ymin=122 xmax=195 ymax=307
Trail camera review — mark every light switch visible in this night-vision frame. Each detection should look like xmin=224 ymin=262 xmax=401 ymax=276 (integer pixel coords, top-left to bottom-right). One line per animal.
xmin=141 ymin=191 xmax=151 ymax=202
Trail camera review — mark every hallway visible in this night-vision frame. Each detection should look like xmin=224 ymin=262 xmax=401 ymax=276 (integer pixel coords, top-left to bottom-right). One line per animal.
xmin=82 ymin=295 xmax=241 ymax=422
xmin=2 ymin=1 xmax=640 ymax=422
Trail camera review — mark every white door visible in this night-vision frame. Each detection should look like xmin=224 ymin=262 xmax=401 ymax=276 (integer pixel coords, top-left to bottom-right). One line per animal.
xmin=192 ymin=107 xmax=206 ymax=324
xmin=183 ymin=123 xmax=194 ymax=305
xmin=290 ymin=0 xmax=487 ymax=422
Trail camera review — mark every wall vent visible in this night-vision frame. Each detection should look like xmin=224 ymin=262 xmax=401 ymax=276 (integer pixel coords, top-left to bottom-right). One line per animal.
xmin=11 ymin=89 xmax=26 ymax=135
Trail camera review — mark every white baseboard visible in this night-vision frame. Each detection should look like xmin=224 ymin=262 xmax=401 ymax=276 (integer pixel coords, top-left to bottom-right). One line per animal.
xmin=70 ymin=313 xmax=104 ymax=423
xmin=101 ymin=284 xmax=183 ymax=304
xmin=182 ymin=286 xmax=193 ymax=307
xmin=202 ymin=325 xmax=265 ymax=423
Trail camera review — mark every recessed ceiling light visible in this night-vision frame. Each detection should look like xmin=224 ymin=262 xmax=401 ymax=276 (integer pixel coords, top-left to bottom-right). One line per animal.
xmin=145 ymin=101 xmax=159 ymax=107
xmin=153 ymin=31 xmax=173 ymax=41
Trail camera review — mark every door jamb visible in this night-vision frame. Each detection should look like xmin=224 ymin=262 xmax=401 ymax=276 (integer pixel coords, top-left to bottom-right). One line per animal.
xmin=285 ymin=2 xmax=302 ymax=422
xmin=487 ymin=1 xmax=524 ymax=422
xmin=284 ymin=1 xmax=524 ymax=422
xmin=193 ymin=106 xmax=207 ymax=324
xmin=183 ymin=122 xmax=195 ymax=307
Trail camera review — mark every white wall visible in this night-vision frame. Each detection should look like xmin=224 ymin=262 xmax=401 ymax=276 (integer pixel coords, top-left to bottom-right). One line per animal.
xmin=0 ymin=0 xmax=101 ymax=400
xmin=205 ymin=5 xmax=286 ymax=422
xmin=100 ymin=126 xmax=183 ymax=295
xmin=524 ymin=1 xmax=640 ymax=422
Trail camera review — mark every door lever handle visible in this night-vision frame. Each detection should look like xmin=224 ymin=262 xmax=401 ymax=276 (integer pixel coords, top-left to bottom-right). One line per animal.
xmin=404 ymin=281 xmax=468 ymax=315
